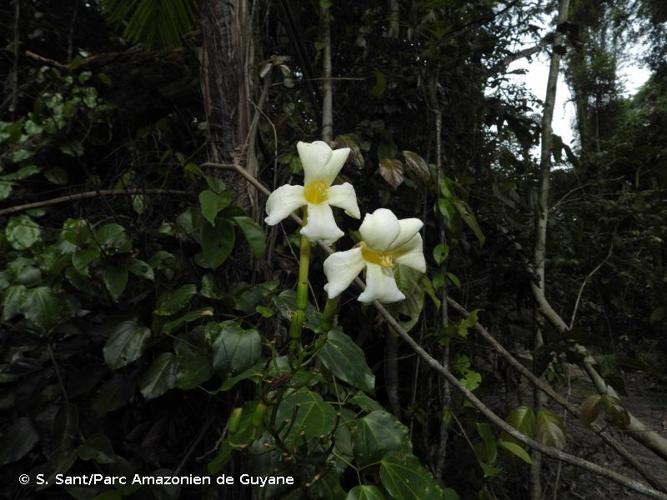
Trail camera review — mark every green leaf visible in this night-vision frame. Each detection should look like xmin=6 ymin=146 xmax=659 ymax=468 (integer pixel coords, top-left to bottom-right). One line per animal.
xmin=0 ymin=417 xmax=39 ymax=466
xmin=318 ymin=328 xmax=375 ymax=391
xmin=380 ymin=452 xmax=445 ymax=500
xmin=3 ymin=164 xmax=40 ymax=181
xmin=452 ymin=199 xmax=485 ymax=246
xmin=498 ymin=439 xmax=532 ymax=464
xmin=433 ymin=243 xmax=449 ymax=265
xmin=506 ymin=406 xmax=536 ymax=437
xmin=209 ymin=321 xmax=261 ymax=374
xmin=446 ymin=272 xmax=461 ymax=288
xmin=6 ymin=215 xmax=41 ymax=250
xmin=174 ymin=337 xmax=213 ymax=390
xmin=0 ymin=182 xmax=12 ymax=200
xmin=535 ymin=409 xmax=565 ymax=448
xmin=127 ymin=258 xmax=154 ymax=281
xmin=201 ymin=219 xmax=235 ymax=269
xmin=2 ymin=284 xmax=27 ymax=321
xmin=199 ymin=189 xmax=232 ymax=225
xmin=44 ymin=167 xmax=69 ymax=185
xmin=353 ymin=411 xmax=410 ymax=465
xmin=457 ymin=309 xmax=478 ymax=337
xmin=95 ymin=223 xmax=132 ymax=253
xmin=346 ymin=485 xmax=386 ymax=500
xmin=100 ymin=265 xmax=128 ymax=302
xmin=103 ymin=320 xmax=151 ymax=370
xmin=389 ymin=265 xmax=425 ymax=332
xmin=72 ymin=247 xmax=100 ymax=274
xmin=475 ymin=422 xmax=497 ymax=465
xmin=371 ymin=70 xmax=387 ymax=98
xmin=276 ymin=388 xmax=337 ymax=444
xmin=139 ymin=353 xmax=178 ymax=399
xmin=21 ymin=286 xmax=62 ymax=332
xmin=233 ymin=216 xmax=266 ymax=259
xmin=162 ymin=307 xmax=213 ymax=335
xmin=154 ymin=284 xmax=197 ymax=316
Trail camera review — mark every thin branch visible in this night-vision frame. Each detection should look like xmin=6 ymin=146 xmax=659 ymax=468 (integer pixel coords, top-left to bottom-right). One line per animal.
xmin=374 ymin=301 xmax=667 ymax=500
xmin=447 ymin=297 xmax=667 ymax=493
xmin=0 ymin=189 xmax=187 ymax=217
xmin=569 ymin=244 xmax=613 ymax=329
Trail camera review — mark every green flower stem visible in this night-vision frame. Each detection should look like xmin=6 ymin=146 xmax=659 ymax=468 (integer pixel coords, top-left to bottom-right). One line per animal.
xmin=289 ymin=211 xmax=311 ymax=352
xmin=320 ymin=296 xmax=340 ymax=332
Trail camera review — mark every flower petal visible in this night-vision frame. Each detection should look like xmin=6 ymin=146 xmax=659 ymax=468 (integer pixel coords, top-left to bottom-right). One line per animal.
xmin=323 ymin=247 xmax=365 ymax=299
xmin=390 ymin=218 xmax=423 ymax=249
xmin=300 ymin=203 xmax=344 ymax=244
xmin=358 ymin=263 xmax=405 ymax=303
xmin=359 ymin=208 xmax=401 ymax=251
xmin=322 ymin=147 xmax=351 ymax=185
xmin=395 ymin=233 xmax=426 ymax=273
xmin=298 ymin=141 xmax=332 ymax=184
xmin=327 ymin=183 xmax=360 ymax=219
xmin=264 ymin=184 xmax=306 ymax=225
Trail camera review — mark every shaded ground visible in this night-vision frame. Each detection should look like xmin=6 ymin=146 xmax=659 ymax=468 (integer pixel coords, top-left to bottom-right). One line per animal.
xmin=543 ymin=371 xmax=667 ymax=499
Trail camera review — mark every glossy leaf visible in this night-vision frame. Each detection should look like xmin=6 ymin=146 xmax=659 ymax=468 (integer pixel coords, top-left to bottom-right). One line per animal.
xmin=498 ymin=439 xmax=532 ymax=464
xmin=233 ymin=216 xmax=266 ymax=259
xmin=100 ymin=265 xmax=128 ymax=302
xmin=346 ymin=485 xmax=386 ymax=500
xmin=379 ymin=452 xmax=445 ymax=500
xmin=276 ymin=388 xmax=337 ymax=443
xmin=139 ymin=352 xmax=178 ymax=399
xmin=209 ymin=321 xmax=261 ymax=374
xmin=6 ymin=215 xmax=41 ymax=250
xmin=318 ymin=328 xmax=375 ymax=392
xmin=154 ymin=284 xmax=197 ymax=316
xmin=353 ymin=411 xmax=409 ymax=465
xmin=103 ymin=320 xmax=151 ymax=370
xmin=21 ymin=286 xmax=62 ymax=332
xmin=199 ymin=189 xmax=231 ymax=225
xmin=201 ymin=219 xmax=235 ymax=269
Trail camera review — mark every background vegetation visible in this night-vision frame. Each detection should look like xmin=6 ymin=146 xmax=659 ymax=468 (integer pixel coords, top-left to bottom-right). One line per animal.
xmin=0 ymin=0 xmax=665 ymax=499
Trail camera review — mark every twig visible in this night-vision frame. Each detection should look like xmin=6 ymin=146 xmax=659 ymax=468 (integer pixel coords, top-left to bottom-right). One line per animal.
xmin=569 ymin=244 xmax=613 ymax=329
xmin=0 ymin=189 xmax=187 ymax=217
xmin=23 ymin=49 xmax=68 ymax=69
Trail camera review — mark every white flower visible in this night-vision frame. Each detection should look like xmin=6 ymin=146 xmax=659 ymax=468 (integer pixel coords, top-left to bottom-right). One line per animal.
xmin=323 ymin=208 xmax=426 ymax=303
xmin=264 ymin=141 xmax=360 ymax=245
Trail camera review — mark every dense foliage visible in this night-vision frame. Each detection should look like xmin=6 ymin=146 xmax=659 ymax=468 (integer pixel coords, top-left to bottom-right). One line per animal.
xmin=0 ymin=1 xmax=665 ymax=499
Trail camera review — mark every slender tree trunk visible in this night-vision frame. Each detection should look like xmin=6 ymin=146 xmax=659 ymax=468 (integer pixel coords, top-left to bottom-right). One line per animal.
xmin=532 ymin=0 xmax=571 ymax=497
xmin=321 ymin=2 xmax=333 ymax=143
xmin=200 ymin=0 xmax=256 ymax=213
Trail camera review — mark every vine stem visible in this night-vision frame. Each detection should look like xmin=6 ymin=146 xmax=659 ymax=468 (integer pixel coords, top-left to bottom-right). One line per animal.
xmin=320 ymin=296 xmax=340 ymax=332
xmin=288 ymin=210 xmax=310 ymax=353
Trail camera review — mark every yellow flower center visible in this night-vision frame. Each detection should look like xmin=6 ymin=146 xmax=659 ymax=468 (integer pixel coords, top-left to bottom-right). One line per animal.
xmin=303 ymin=180 xmax=329 ymax=204
xmin=360 ymin=242 xmax=396 ymax=268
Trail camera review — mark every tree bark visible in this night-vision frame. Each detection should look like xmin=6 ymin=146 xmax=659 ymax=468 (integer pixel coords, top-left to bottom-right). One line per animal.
xmin=200 ymin=0 xmax=256 ymax=213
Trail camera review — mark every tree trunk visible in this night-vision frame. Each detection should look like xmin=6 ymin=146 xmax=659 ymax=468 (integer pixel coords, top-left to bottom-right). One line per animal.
xmin=200 ymin=0 xmax=256 ymax=213
xmin=532 ymin=0 xmax=571 ymax=497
